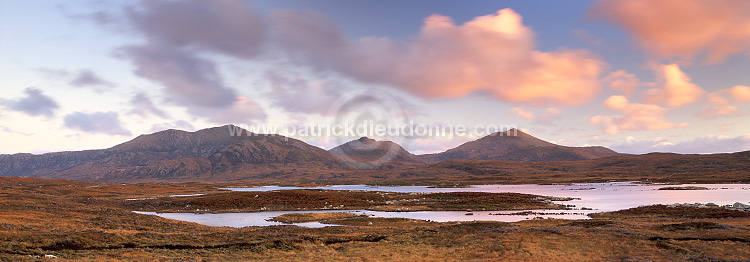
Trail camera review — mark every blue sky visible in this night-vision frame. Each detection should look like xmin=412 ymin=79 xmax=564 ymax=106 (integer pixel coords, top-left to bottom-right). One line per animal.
xmin=1 ymin=0 xmax=750 ymax=155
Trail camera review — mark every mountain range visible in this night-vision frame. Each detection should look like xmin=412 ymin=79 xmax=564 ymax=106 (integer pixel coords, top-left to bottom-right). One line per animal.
xmin=0 ymin=126 xmax=342 ymax=182
xmin=0 ymin=125 xmax=747 ymax=183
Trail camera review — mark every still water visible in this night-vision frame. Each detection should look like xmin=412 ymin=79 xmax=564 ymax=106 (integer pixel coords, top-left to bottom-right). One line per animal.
xmin=139 ymin=182 xmax=750 ymax=227
xmin=135 ymin=209 xmax=594 ymax=228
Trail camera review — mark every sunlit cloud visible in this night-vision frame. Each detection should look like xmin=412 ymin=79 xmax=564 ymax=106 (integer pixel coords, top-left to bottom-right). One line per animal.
xmin=510 ymin=107 xmax=536 ymax=120
xmin=602 ymin=70 xmax=643 ymax=96
xmin=593 ymin=0 xmax=750 ymax=63
xmin=708 ymin=85 xmax=750 ymax=105
xmin=695 ymin=105 xmax=742 ymax=119
xmin=330 ymin=9 xmax=606 ymax=105
xmin=729 ymin=85 xmax=750 ymax=101
xmin=5 ymin=0 xmax=748 ymax=156
xmin=120 ymin=2 xmax=607 ymax=122
xmin=511 ymin=107 xmax=562 ymax=126
xmin=699 ymin=85 xmax=750 ymax=119
xmin=591 ymin=95 xmax=688 ymax=135
xmin=645 ymin=64 xmax=704 ymax=108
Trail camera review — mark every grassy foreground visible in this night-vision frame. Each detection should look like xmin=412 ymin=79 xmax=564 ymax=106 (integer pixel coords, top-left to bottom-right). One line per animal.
xmin=1 ymin=177 xmax=749 ymax=261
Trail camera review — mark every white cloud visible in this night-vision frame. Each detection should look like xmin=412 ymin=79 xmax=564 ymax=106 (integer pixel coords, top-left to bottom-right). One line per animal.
xmin=610 ymin=134 xmax=750 ymax=154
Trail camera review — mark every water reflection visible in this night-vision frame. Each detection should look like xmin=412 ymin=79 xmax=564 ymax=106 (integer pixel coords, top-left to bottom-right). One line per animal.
xmin=138 ymin=182 xmax=750 ymax=228
xmin=134 ymin=210 xmax=333 ymax=228
xmin=136 ymin=209 xmax=594 ymax=228
xmin=222 ymin=182 xmax=750 ymax=212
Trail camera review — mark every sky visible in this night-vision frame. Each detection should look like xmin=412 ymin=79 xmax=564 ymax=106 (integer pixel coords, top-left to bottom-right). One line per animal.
xmin=1 ymin=0 xmax=750 ymax=155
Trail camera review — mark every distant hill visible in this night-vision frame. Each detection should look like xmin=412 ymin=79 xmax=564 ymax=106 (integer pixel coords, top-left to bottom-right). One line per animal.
xmin=0 ymin=125 xmax=344 ymax=182
xmin=419 ymin=129 xmax=619 ymax=163
xmin=6 ymin=126 xmax=748 ymax=184
xmin=329 ymin=137 xmax=425 ymax=168
xmin=415 ymin=150 xmax=750 ymax=184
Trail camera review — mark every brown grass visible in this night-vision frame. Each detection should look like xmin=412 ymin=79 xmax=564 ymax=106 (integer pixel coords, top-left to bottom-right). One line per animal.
xmin=120 ymin=190 xmax=561 ymax=212
xmin=272 ymin=212 xmax=362 ymax=223
xmin=591 ymin=205 xmax=750 ymax=219
xmin=1 ymin=177 xmax=749 ymax=261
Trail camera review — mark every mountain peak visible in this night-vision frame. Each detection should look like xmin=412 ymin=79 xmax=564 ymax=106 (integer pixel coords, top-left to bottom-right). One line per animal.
xmin=358 ymin=137 xmax=377 ymax=143
xmin=109 ymin=125 xmax=244 ymax=154
xmin=494 ymin=128 xmax=537 ymax=139
xmin=329 ymin=137 xmax=425 ymax=167
xmin=420 ymin=128 xmax=619 ymax=163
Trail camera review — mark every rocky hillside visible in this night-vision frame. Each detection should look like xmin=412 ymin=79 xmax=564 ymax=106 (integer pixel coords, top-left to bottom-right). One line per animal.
xmin=0 ymin=125 xmax=344 ymax=182
xmin=420 ymin=129 xmax=619 ymax=163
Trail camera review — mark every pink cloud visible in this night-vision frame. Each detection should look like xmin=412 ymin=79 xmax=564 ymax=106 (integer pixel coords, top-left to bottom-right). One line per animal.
xmin=699 ymin=85 xmax=750 ymax=118
xmin=603 ymin=95 xmax=629 ymax=110
xmin=695 ymin=105 xmax=742 ymax=119
xmin=708 ymin=92 xmax=731 ymax=105
xmin=124 ymin=3 xmax=606 ymax=114
xmin=510 ymin=107 xmax=563 ymax=125
xmin=720 ymin=122 xmax=734 ymax=132
xmin=389 ymin=10 xmax=604 ymax=105
xmin=510 ymin=107 xmax=536 ymax=120
xmin=271 ymin=8 xmax=605 ymax=106
xmin=593 ymin=0 xmax=750 ymax=63
xmin=532 ymin=107 xmax=563 ymax=126
xmin=603 ymin=70 xmax=642 ymax=96
xmin=591 ymin=95 xmax=688 ymax=135
xmin=645 ymin=64 xmax=704 ymax=108
xmin=708 ymin=85 xmax=750 ymax=105
xmin=729 ymin=85 xmax=750 ymax=101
